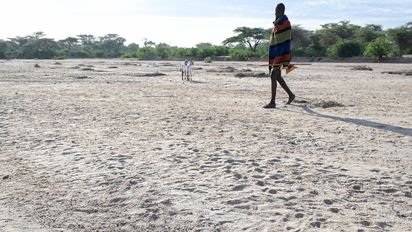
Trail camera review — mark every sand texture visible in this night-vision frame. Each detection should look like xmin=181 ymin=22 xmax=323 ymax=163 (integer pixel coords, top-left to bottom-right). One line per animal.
xmin=0 ymin=59 xmax=411 ymax=231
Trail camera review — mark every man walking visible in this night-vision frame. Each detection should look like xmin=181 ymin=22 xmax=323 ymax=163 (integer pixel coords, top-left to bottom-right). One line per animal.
xmin=264 ymin=3 xmax=295 ymax=109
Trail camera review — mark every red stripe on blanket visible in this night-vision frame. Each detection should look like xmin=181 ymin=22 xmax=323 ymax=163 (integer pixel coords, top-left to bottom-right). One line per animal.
xmin=269 ymin=53 xmax=292 ymax=66
xmin=275 ymin=20 xmax=291 ymax=32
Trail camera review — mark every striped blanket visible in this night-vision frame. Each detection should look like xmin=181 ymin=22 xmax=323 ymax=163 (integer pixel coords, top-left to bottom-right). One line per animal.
xmin=269 ymin=15 xmax=292 ymax=68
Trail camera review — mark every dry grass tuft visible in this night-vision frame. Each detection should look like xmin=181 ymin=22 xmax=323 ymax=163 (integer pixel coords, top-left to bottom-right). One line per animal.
xmin=351 ymin=65 xmax=373 ymax=71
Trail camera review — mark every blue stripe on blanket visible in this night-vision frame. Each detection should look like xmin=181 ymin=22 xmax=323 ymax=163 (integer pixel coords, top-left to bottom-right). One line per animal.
xmin=269 ymin=40 xmax=291 ymax=58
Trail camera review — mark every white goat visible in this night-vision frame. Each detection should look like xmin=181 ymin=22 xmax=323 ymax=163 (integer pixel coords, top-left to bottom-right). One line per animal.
xmin=181 ymin=59 xmax=194 ymax=82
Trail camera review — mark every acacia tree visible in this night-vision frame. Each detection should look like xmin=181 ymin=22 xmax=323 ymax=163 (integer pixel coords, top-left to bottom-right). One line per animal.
xmin=155 ymin=43 xmax=172 ymax=59
xmin=77 ymin=34 xmax=96 ymax=46
xmin=319 ymin=21 xmax=361 ymax=41
xmin=223 ymin=27 xmax=267 ymax=52
xmin=75 ymin=34 xmax=97 ymax=57
xmin=59 ymin=37 xmax=79 ymax=57
xmin=291 ymin=25 xmax=313 ymax=56
xmin=7 ymin=32 xmax=59 ymax=59
xmin=99 ymin=34 xmax=126 ymax=57
xmin=356 ymin=24 xmax=383 ymax=45
xmin=196 ymin=43 xmax=216 ymax=59
xmin=0 ymin=40 xmax=10 ymax=58
xmin=329 ymin=40 xmax=362 ymax=57
xmin=136 ymin=39 xmax=157 ymax=60
xmin=388 ymin=22 xmax=412 ymax=56
xmin=311 ymin=21 xmax=361 ymax=56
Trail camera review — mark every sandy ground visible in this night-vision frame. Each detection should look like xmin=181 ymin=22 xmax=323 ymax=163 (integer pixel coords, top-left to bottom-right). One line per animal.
xmin=0 ymin=59 xmax=411 ymax=231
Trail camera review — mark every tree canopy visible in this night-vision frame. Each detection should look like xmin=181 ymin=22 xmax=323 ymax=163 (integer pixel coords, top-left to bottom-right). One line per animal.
xmin=223 ymin=27 xmax=267 ymax=52
xmin=388 ymin=22 xmax=412 ymax=56
xmin=0 ymin=21 xmax=411 ymax=61
xmin=364 ymin=37 xmax=393 ymax=61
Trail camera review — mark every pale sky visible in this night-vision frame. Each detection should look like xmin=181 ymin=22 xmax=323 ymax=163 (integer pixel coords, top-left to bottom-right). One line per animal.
xmin=1 ymin=0 xmax=411 ymax=47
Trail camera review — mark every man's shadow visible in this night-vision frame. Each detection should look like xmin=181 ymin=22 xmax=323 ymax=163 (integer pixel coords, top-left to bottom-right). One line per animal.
xmin=293 ymin=105 xmax=412 ymax=137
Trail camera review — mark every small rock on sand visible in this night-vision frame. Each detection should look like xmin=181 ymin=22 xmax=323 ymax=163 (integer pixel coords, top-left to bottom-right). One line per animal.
xmin=295 ymin=213 xmax=304 ymax=218
xmin=360 ymin=220 xmax=371 ymax=226
xmin=330 ymin=208 xmax=339 ymax=213
xmin=310 ymin=221 xmax=321 ymax=228
xmin=268 ymin=189 xmax=277 ymax=194
xmin=324 ymin=199 xmax=334 ymax=205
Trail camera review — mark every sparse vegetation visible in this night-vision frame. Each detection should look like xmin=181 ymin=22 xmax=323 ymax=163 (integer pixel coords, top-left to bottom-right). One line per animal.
xmin=363 ymin=37 xmax=393 ymax=61
xmin=351 ymin=65 xmax=373 ymax=71
xmin=0 ymin=21 xmax=410 ymax=61
xmin=312 ymin=100 xmax=345 ymax=108
xmin=235 ymin=72 xmax=268 ymax=78
xmin=72 ymin=75 xmax=90 ymax=79
xmin=204 ymin=57 xmax=212 ymax=63
xmin=382 ymin=70 xmax=412 ymax=76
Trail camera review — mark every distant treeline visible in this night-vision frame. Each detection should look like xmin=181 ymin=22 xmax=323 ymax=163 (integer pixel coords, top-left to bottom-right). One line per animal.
xmin=0 ymin=21 xmax=411 ymax=61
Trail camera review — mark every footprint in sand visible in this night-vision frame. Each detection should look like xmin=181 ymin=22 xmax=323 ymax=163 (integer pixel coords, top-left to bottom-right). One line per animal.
xmin=329 ymin=208 xmax=339 ymax=213
xmin=256 ymin=181 xmax=265 ymax=187
xmin=233 ymin=173 xmax=242 ymax=179
xmin=231 ymin=185 xmax=248 ymax=191
xmin=380 ymin=188 xmax=398 ymax=194
xmin=324 ymin=199 xmax=334 ymax=205
xmin=360 ymin=220 xmax=371 ymax=227
xmin=268 ymin=189 xmax=277 ymax=194
xmin=254 ymin=167 xmax=264 ymax=173
xmin=310 ymin=221 xmax=322 ymax=228
xmin=61 ymin=148 xmax=76 ymax=156
xmin=295 ymin=213 xmax=305 ymax=218
xmin=270 ymin=174 xmax=285 ymax=180
xmin=226 ymin=199 xmax=242 ymax=205
xmin=267 ymin=158 xmax=281 ymax=165
xmin=251 ymin=175 xmax=265 ymax=179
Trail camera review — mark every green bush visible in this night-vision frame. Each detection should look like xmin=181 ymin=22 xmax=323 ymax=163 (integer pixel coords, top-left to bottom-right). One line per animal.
xmin=292 ymin=47 xmax=310 ymax=57
xmin=229 ymin=49 xmax=253 ymax=61
xmin=364 ymin=37 xmax=393 ymax=61
xmin=0 ymin=40 xmax=9 ymax=59
xmin=136 ymin=47 xmax=157 ymax=60
xmin=329 ymin=40 xmax=362 ymax=57
xmin=121 ymin=52 xmax=135 ymax=58
xmin=204 ymin=57 xmax=212 ymax=63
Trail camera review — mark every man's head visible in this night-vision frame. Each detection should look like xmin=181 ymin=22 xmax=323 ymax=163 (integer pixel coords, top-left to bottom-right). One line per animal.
xmin=276 ymin=3 xmax=285 ymax=19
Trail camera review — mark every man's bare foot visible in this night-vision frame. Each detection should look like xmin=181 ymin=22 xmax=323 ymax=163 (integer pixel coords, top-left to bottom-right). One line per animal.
xmin=287 ymin=94 xmax=295 ymax=104
xmin=263 ymin=102 xmax=276 ymax=109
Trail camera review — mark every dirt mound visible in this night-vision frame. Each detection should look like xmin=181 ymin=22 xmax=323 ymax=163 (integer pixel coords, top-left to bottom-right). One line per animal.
xmin=382 ymin=70 xmax=412 ymax=76
xmin=159 ymin=62 xmax=175 ymax=67
xmin=312 ymin=100 xmax=345 ymax=108
xmin=72 ymin=75 xmax=91 ymax=79
xmin=235 ymin=72 xmax=268 ymax=78
xmin=206 ymin=66 xmax=236 ymax=73
xmin=122 ymin=62 xmax=141 ymax=66
xmin=128 ymin=72 xmax=166 ymax=77
xmin=294 ymin=99 xmax=345 ymax=108
xmin=351 ymin=65 xmax=373 ymax=71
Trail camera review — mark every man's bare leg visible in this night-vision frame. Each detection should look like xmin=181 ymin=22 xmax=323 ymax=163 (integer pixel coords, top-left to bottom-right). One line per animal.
xmin=263 ymin=68 xmax=279 ymax=108
xmin=277 ymin=72 xmax=295 ymax=104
